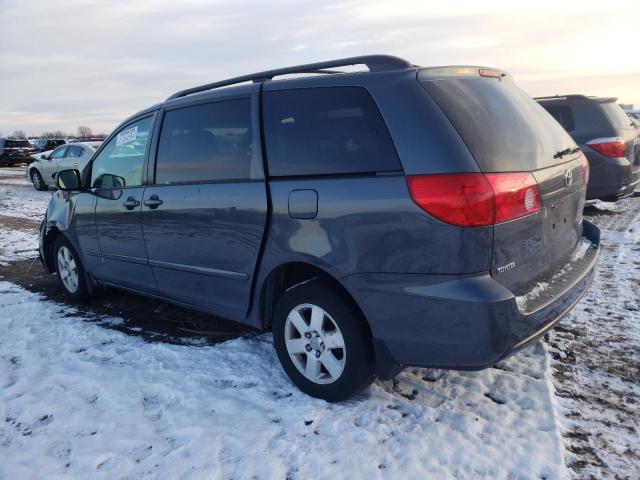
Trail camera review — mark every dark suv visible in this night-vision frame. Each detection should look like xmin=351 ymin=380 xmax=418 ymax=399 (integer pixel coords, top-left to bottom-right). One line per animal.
xmin=40 ymin=56 xmax=600 ymax=401
xmin=0 ymin=138 xmax=35 ymax=166
xmin=33 ymin=138 xmax=66 ymax=153
xmin=537 ymin=95 xmax=640 ymax=200
xmin=0 ymin=138 xmax=35 ymax=167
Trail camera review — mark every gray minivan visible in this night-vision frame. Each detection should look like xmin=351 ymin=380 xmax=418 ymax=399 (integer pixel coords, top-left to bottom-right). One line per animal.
xmin=41 ymin=56 xmax=600 ymax=400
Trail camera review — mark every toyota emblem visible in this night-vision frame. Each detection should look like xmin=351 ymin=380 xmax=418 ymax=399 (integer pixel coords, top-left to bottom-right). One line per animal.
xmin=564 ymin=169 xmax=573 ymax=187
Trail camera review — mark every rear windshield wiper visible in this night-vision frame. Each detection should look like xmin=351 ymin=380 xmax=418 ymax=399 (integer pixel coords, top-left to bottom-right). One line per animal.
xmin=553 ymin=147 xmax=580 ymax=159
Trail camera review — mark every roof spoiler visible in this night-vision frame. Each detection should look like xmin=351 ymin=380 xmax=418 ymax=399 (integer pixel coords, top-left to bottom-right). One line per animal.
xmin=417 ymin=66 xmax=509 ymax=80
xmin=535 ymin=94 xmax=618 ymax=103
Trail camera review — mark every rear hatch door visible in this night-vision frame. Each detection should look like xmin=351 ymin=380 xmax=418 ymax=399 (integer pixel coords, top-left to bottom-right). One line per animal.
xmin=419 ymin=68 xmax=587 ymax=294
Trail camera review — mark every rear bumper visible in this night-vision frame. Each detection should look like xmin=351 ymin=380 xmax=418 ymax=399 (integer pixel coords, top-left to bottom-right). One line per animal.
xmin=585 ymin=152 xmax=640 ymax=199
xmin=344 ymin=220 xmax=601 ymax=379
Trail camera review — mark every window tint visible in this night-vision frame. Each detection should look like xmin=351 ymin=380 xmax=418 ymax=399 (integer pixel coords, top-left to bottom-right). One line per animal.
xmin=541 ymin=104 xmax=575 ymax=132
xmin=263 ymin=87 xmax=400 ymax=176
xmin=51 ymin=146 xmax=68 ymax=159
xmin=155 ymin=99 xmax=253 ymax=184
xmin=91 ymin=116 xmax=152 ymax=188
xmin=67 ymin=146 xmax=83 ymax=158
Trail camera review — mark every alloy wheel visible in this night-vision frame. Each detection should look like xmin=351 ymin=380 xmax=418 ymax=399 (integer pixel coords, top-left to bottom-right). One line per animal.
xmin=57 ymin=246 xmax=79 ymax=293
xmin=284 ymin=303 xmax=346 ymax=384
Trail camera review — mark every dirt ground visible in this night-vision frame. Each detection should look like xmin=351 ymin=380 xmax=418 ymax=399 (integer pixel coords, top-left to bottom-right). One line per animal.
xmin=0 ymin=258 xmax=253 ymax=346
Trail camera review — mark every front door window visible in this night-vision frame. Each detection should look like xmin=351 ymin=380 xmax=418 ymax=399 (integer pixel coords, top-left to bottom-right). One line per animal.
xmin=91 ymin=117 xmax=152 ymax=188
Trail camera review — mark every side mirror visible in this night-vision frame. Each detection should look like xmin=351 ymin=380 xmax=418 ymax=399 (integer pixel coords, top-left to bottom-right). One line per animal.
xmin=40 ymin=154 xmax=50 ymax=160
xmin=93 ymin=173 xmax=126 ymax=189
xmin=56 ymin=169 xmax=83 ymax=191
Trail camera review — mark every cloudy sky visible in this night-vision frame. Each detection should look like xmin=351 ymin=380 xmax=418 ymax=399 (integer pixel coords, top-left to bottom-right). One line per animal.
xmin=1 ymin=0 xmax=638 ymax=136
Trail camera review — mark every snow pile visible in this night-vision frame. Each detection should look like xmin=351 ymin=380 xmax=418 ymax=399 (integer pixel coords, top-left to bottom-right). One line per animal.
xmin=0 ymin=282 xmax=568 ymax=479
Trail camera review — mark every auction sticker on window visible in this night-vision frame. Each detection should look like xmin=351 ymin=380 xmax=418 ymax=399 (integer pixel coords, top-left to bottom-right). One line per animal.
xmin=116 ymin=126 xmax=138 ymax=146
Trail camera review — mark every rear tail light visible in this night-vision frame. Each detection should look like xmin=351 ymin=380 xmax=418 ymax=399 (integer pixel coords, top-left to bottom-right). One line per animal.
xmin=485 ymin=173 xmax=543 ymax=224
xmin=586 ymin=137 xmax=625 ymax=157
xmin=582 ymin=156 xmax=590 ymax=185
xmin=407 ymin=172 xmax=542 ymax=227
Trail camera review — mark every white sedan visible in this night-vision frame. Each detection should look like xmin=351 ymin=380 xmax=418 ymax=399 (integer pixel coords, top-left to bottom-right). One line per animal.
xmin=26 ymin=142 xmax=102 ymax=190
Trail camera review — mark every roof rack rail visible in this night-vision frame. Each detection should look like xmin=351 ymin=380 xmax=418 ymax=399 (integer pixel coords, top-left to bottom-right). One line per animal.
xmin=167 ymin=55 xmax=413 ymax=100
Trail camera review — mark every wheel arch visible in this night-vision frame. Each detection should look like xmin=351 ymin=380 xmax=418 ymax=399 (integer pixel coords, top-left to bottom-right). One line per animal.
xmin=41 ymin=225 xmax=62 ymax=272
xmin=258 ymin=261 xmax=371 ymax=337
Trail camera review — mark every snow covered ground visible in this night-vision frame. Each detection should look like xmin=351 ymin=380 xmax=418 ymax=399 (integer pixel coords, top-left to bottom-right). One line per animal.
xmin=0 ymin=167 xmax=637 ymax=479
xmin=0 ymin=282 xmax=567 ymax=479
xmin=547 ymin=197 xmax=640 ymax=478
xmin=0 ymin=169 xmax=46 ymax=264
xmin=0 ymin=173 xmax=51 ymax=222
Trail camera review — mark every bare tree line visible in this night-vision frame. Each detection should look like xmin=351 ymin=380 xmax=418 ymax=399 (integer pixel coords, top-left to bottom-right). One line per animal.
xmin=4 ymin=126 xmax=107 ymax=139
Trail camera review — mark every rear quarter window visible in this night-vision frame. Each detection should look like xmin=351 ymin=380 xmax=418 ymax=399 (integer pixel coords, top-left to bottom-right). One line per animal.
xmin=600 ymin=102 xmax=634 ymax=130
xmin=541 ymin=104 xmax=576 ymax=132
xmin=263 ymin=87 xmax=400 ymax=176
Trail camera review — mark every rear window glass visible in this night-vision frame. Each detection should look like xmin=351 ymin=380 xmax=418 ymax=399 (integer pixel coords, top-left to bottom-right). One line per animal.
xmin=600 ymin=102 xmax=634 ymax=130
xmin=263 ymin=87 xmax=400 ymax=176
xmin=155 ymin=99 xmax=253 ymax=184
xmin=541 ymin=104 xmax=575 ymax=132
xmin=420 ymin=76 xmax=576 ymax=171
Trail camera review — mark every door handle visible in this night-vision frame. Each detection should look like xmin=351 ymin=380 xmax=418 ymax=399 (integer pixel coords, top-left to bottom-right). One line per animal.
xmin=73 ymin=163 xmax=79 ymax=166
xmin=122 ymin=196 xmax=140 ymax=210
xmin=143 ymin=194 xmax=163 ymax=209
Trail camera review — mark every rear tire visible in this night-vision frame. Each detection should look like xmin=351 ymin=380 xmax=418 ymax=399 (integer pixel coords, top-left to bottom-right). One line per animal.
xmin=272 ymin=278 xmax=375 ymax=401
xmin=30 ymin=169 xmax=47 ymax=191
xmin=54 ymin=235 xmax=91 ymax=301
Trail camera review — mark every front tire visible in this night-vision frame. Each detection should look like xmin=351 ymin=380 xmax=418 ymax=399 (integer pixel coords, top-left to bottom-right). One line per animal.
xmin=30 ymin=169 xmax=47 ymax=191
xmin=272 ymin=279 xmax=375 ymax=401
xmin=54 ymin=235 xmax=91 ymax=301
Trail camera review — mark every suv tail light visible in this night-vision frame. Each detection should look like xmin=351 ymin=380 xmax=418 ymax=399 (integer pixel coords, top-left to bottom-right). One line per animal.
xmin=407 ymin=172 xmax=542 ymax=227
xmin=586 ymin=137 xmax=625 ymax=157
